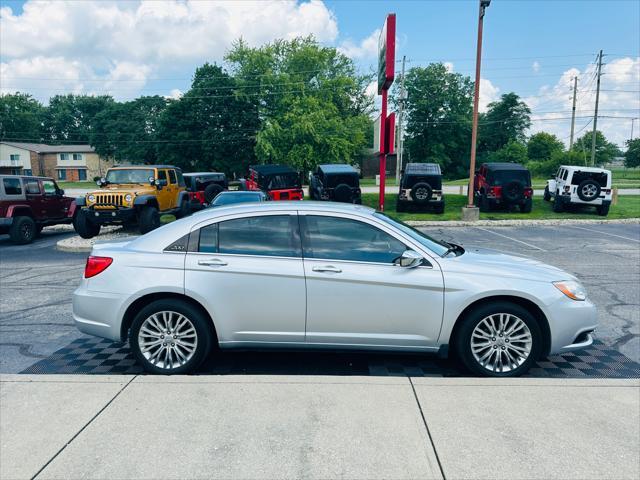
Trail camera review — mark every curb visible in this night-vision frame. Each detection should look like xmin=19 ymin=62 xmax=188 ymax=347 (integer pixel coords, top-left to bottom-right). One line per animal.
xmin=406 ymin=218 xmax=640 ymax=227
xmin=56 ymin=228 xmax=140 ymax=253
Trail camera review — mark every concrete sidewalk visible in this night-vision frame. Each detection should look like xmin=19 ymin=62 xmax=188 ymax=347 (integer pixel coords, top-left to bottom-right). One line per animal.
xmin=1 ymin=375 xmax=638 ymax=480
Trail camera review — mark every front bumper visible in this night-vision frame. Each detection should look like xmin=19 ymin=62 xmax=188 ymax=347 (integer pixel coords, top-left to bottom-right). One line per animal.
xmin=73 ymin=284 xmax=128 ymax=341
xmin=546 ymin=296 xmax=598 ymax=355
xmin=82 ymin=206 xmax=137 ymax=225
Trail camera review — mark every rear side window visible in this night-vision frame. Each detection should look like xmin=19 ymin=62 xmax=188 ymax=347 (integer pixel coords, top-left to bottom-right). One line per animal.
xmin=302 ymin=215 xmax=406 ymax=264
xmin=198 ymin=215 xmax=300 ymax=257
xmin=25 ymin=181 xmax=40 ymax=194
xmin=563 ymin=170 xmax=569 ymax=181
xmin=168 ymin=170 xmax=177 ymax=184
xmin=2 ymin=178 xmax=22 ymax=195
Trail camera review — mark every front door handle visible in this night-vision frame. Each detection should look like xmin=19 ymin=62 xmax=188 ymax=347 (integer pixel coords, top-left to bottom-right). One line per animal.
xmin=198 ymin=258 xmax=228 ymax=267
xmin=312 ymin=265 xmax=342 ymax=273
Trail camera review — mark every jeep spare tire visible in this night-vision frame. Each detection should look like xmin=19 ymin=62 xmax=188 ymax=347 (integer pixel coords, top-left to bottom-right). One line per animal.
xmin=73 ymin=211 xmax=101 ymax=239
xmin=204 ymin=184 xmax=224 ymax=203
xmin=410 ymin=182 xmax=432 ymax=204
xmin=503 ymin=181 xmax=524 ymax=203
xmin=333 ymin=183 xmax=352 ymax=203
xmin=577 ymin=179 xmax=601 ymax=202
xmin=139 ymin=206 xmax=160 ymax=234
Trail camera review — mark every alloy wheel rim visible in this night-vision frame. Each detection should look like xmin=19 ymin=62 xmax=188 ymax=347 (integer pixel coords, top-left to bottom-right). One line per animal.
xmin=138 ymin=311 xmax=198 ymax=369
xmin=21 ymin=223 xmax=33 ymax=239
xmin=416 ymin=188 xmax=428 ymax=200
xmin=470 ymin=313 xmax=532 ymax=373
xmin=582 ymin=184 xmax=597 ymax=197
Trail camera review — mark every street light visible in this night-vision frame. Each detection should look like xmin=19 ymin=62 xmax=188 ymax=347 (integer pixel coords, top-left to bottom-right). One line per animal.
xmin=463 ymin=0 xmax=490 ymax=221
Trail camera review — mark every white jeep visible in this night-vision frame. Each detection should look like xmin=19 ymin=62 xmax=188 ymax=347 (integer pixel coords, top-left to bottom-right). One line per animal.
xmin=544 ymin=165 xmax=612 ymax=216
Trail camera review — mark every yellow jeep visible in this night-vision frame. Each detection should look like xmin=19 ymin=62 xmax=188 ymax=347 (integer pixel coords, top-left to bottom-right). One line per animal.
xmin=73 ymin=165 xmax=190 ymax=238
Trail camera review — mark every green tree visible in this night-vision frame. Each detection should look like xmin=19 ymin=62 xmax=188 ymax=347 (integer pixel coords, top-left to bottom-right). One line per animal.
xmin=479 ymin=92 xmax=531 ymax=155
xmin=528 ymin=149 xmax=584 ymax=177
xmin=156 ymin=63 xmax=260 ymax=175
xmin=225 ymin=36 xmax=372 ymax=173
xmin=400 ymin=63 xmax=473 ymax=178
xmin=487 ymin=140 xmax=528 ymax=164
xmin=44 ymin=94 xmax=115 ymax=143
xmin=624 ymin=138 xmax=640 ymax=168
xmin=572 ymin=130 xmax=621 ymax=166
xmin=527 ymin=132 xmax=564 ymax=162
xmin=91 ymin=96 xmax=170 ymax=164
xmin=0 ymin=93 xmax=45 ymax=142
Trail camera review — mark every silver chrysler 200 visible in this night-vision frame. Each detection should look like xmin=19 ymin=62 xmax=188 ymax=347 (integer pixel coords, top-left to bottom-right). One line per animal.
xmin=73 ymin=202 xmax=597 ymax=377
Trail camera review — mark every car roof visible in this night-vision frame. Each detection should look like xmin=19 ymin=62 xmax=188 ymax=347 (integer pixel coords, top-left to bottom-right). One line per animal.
xmin=404 ymin=163 xmax=441 ymax=175
xmin=560 ymin=165 xmax=611 ymax=173
xmin=110 ymin=165 xmax=179 ymax=170
xmin=183 ymin=172 xmax=224 ymax=177
xmin=318 ymin=164 xmax=358 ymax=174
xmin=250 ymin=164 xmax=298 ymax=175
xmin=0 ymin=174 xmax=52 ymax=181
xmin=483 ymin=162 xmax=528 ymax=171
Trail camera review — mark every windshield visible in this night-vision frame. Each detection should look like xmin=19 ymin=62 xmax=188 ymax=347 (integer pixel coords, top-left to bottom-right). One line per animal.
xmin=373 ymin=212 xmax=450 ymax=257
xmin=105 ymin=169 xmax=154 ymax=184
xmin=212 ymin=193 xmax=263 ymax=206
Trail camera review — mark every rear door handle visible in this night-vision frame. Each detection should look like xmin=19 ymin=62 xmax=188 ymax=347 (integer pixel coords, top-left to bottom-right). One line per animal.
xmin=198 ymin=258 xmax=228 ymax=267
xmin=312 ymin=265 xmax=342 ymax=273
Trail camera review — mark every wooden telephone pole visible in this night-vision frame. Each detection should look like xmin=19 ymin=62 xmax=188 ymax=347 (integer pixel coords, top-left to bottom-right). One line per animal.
xmin=569 ymin=76 xmax=578 ymax=149
xmin=590 ymin=50 xmax=603 ymax=166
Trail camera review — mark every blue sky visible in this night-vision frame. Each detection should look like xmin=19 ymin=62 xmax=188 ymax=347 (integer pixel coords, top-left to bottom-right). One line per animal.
xmin=1 ymin=0 xmax=638 ymax=146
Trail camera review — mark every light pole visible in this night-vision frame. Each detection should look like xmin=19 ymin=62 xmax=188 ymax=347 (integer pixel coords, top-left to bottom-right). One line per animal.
xmin=463 ymin=0 xmax=490 ymax=221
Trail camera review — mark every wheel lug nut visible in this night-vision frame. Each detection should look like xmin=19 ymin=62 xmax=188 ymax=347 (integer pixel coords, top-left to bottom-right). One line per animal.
xmin=492 ymin=337 xmax=496 ymax=341
xmin=493 ymin=345 xmax=498 ymax=349
xmin=161 ymin=335 xmax=164 ymax=339
xmin=501 ymin=346 xmax=505 ymax=350
xmin=505 ymin=339 xmax=509 ymax=343
xmin=171 ymin=343 xmax=175 ymax=346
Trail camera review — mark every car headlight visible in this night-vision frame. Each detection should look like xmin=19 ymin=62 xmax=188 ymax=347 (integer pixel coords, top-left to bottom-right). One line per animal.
xmin=88 ymin=194 xmax=96 ymax=202
xmin=553 ymin=280 xmax=587 ymax=301
xmin=125 ymin=194 xmax=133 ymax=203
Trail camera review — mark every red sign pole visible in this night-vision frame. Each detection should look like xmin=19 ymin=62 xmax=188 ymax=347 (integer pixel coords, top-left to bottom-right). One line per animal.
xmin=379 ymin=89 xmax=387 ymax=211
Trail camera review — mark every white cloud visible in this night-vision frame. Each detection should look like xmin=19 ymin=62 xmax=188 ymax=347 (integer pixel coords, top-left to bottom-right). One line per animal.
xmin=166 ymin=88 xmax=183 ymax=100
xmin=338 ymin=28 xmax=380 ymax=59
xmin=532 ymin=61 xmax=540 ymax=73
xmin=444 ymin=62 xmax=454 ymax=73
xmin=0 ymin=0 xmax=339 ymax=101
xmin=479 ymin=78 xmax=500 ymax=113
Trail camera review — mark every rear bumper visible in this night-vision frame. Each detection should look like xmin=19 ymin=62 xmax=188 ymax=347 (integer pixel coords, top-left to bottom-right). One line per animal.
xmin=399 ymin=189 xmax=443 ymax=203
xmin=269 ymin=189 xmax=304 ymax=201
xmin=561 ymin=194 xmax=611 ymax=206
xmin=73 ymin=285 xmax=127 ymax=341
xmin=82 ymin=206 xmax=137 ymax=225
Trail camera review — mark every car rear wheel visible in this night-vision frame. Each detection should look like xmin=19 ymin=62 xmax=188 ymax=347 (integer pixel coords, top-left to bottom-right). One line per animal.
xmin=552 ymin=197 xmax=564 ymax=213
xmin=9 ymin=216 xmax=36 ymax=244
xmin=130 ymin=299 xmax=212 ymax=374
xmin=139 ymin=206 xmax=160 ymax=234
xmin=478 ymin=193 xmax=491 ymax=212
xmin=454 ymin=302 xmax=542 ymax=377
xmin=596 ymin=203 xmax=610 ymax=216
xmin=177 ymin=198 xmax=191 ymax=218
xmin=520 ymin=198 xmax=532 ymax=213
xmin=543 ymin=186 xmax=551 ymax=201
xmin=73 ymin=211 xmax=101 ymax=239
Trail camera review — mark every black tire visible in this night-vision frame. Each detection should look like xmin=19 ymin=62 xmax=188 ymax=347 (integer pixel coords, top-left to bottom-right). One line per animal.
xmin=478 ymin=193 xmax=490 ymax=212
xmin=577 ymin=179 xmax=601 ymax=202
xmin=543 ymin=186 xmax=551 ymax=201
xmin=520 ymin=198 xmax=533 ymax=213
xmin=396 ymin=200 xmax=407 ymax=213
xmin=502 ymin=181 xmax=524 ymax=204
xmin=454 ymin=301 xmax=543 ymax=377
xmin=433 ymin=203 xmax=445 ymax=214
xmin=410 ymin=182 xmax=432 ymax=204
xmin=139 ymin=206 xmax=160 ymax=234
xmin=177 ymin=197 xmax=191 ymax=218
xmin=73 ymin=210 xmax=101 ymax=239
xmin=204 ymin=183 xmax=224 ymax=203
xmin=552 ymin=197 xmax=564 ymax=213
xmin=9 ymin=216 xmax=36 ymax=244
xmin=596 ymin=204 xmax=610 ymax=216
xmin=129 ymin=299 xmax=213 ymax=375
xmin=333 ymin=183 xmax=353 ymax=203
xmin=35 ymin=224 xmax=43 ymax=236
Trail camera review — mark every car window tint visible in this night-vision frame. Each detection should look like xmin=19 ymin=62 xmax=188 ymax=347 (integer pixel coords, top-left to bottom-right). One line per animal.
xmin=199 ymin=224 xmax=218 ymax=253
xmin=157 ymin=170 xmax=167 ymax=181
xmin=3 ymin=178 xmax=22 ymax=195
xmin=25 ymin=181 xmax=40 ymax=194
xmin=303 ymin=215 xmax=406 ymax=264
xmin=42 ymin=180 xmax=56 ymax=194
xmin=217 ymin=215 xmax=299 ymax=257
xmin=168 ymin=170 xmax=177 ymax=184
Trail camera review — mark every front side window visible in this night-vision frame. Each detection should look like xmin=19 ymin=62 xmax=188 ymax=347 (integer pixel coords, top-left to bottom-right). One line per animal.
xmin=25 ymin=181 xmax=40 ymax=194
xmin=303 ymin=215 xmax=407 ymax=264
xmin=157 ymin=170 xmax=168 ymax=182
xmin=198 ymin=215 xmax=300 ymax=257
xmin=60 ymin=153 xmax=70 ymax=161
xmin=42 ymin=180 xmax=57 ymax=195
xmin=563 ymin=169 xmax=569 ymax=181
xmin=105 ymin=169 xmax=154 ymax=184
xmin=168 ymin=170 xmax=177 ymax=184
xmin=3 ymin=178 xmax=22 ymax=195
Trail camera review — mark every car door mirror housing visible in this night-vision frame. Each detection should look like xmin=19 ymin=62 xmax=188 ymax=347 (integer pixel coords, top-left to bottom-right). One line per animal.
xmin=396 ymin=250 xmax=424 ymax=268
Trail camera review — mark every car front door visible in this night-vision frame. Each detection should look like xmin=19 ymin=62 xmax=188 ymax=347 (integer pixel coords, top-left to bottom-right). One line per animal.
xmin=184 ymin=212 xmax=306 ymax=345
xmin=156 ymin=169 xmax=172 ymax=211
xmin=300 ymin=213 xmax=444 ymax=349
xmin=41 ymin=179 xmax=66 ymax=220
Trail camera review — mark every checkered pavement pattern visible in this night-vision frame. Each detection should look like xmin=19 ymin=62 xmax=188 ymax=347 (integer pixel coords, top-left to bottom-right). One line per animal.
xmin=20 ymin=336 xmax=640 ymax=378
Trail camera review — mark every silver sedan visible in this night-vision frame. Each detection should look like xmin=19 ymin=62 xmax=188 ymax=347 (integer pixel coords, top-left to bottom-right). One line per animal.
xmin=73 ymin=202 xmax=597 ymax=377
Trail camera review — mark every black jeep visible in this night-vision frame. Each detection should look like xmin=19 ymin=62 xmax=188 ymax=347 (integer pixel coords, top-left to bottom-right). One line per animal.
xmin=396 ymin=163 xmax=444 ymax=213
xmin=183 ymin=172 xmax=228 ymax=210
xmin=474 ymin=162 xmax=533 ymax=213
xmin=309 ymin=164 xmax=362 ymax=203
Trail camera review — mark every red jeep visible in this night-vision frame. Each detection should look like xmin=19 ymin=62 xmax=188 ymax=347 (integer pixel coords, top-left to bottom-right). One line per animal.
xmin=474 ymin=163 xmax=533 ymax=213
xmin=243 ymin=165 xmax=303 ymax=201
xmin=0 ymin=175 xmax=76 ymax=244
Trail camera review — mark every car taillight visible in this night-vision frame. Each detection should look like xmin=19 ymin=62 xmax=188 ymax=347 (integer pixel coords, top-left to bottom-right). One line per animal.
xmin=524 ymin=187 xmax=533 ymax=198
xmin=604 ymin=189 xmax=611 ymax=194
xmin=490 ymin=186 xmax=502 ymax=196
xmin=84 ymin=256 xmax=113 ymax=278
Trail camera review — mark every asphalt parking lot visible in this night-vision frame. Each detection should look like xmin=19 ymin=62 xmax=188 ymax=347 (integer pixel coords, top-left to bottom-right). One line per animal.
xmin=1 ymin=221 xmax=638 ymax=374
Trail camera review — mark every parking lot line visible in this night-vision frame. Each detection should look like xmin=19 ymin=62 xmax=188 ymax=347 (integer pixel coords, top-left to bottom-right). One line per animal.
xmin=474 ymin=227 xmax=546 ymax=251
xmin=568 ymin=225 xmax=640 ymax=243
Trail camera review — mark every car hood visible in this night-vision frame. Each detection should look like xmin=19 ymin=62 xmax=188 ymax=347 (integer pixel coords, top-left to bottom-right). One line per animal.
xmin=443 ymin=246 xmax=576 ymax=283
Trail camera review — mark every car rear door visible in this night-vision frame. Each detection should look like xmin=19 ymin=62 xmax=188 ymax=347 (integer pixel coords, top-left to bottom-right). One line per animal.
xmin=300 ymin=212 xmax=444 ymax=349
xmin=184 ymin=211 xmax=306 ymax=345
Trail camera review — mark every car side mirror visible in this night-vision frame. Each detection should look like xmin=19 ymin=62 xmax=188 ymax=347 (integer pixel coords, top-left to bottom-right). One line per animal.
xmin=395 ymin=250 xmax=424 ymax=268
xmin=156 ymin=179 xmax=167 ymax=189
xmin=97 ymin=177 xmax=106 ymax=187
xmin=58 ymin=189 xmax=65 ymax=196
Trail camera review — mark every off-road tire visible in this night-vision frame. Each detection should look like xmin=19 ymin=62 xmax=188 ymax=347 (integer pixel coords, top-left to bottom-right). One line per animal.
xmin=410 ymin=182 xmax=433 ymax=204
xmin=204 ymin=184 xmax=224 ymax=203
xmin=9 ymin=216 xmax=36 ymax=244
xmin=552 ymin=197 xmax=564 ymax=213
xmin=577 ymin=179 xmax=601 ymax=202
xmin=396 ymin=200 xmax=407 ymax=213
xmin=520 ymin=198 xmax=533 ymax=213
xmin=503 ymin=181 xmax=525 ymax=204
xmin=177 ymin=198 xmax=191 ymax=218
xmin=129 ymin=299 xmax=213 ymax=375
xmin=433 ymin=203 xmax=445 ymax=214
xmin=139 ymin=206 xmax=160 ymax=234
xmin=543 ymin=186 xmax=551 ymax=201
xmin=478 ymin=193 xmax=490 ymax=212
xmin=454 ymin=301 xmax=542 ymax=377
xmin=333 ymin=183 xmax=353 ymax=203
xmin=596 ymin=204 xmax=610 ymax=216
xmin=73 ymin=210 xmax=101 ymax=239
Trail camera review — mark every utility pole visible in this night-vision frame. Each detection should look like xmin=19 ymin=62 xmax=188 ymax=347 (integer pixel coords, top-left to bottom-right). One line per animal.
xmin=631 ymin=118 xmax=637 ymax=141
xmin=396 ymin=55 xmax=407 ymax=184
xmin=569 ymin=76 xmax=578 ymax=149
xmin=590 ymin=50 xmax=603 ymax=166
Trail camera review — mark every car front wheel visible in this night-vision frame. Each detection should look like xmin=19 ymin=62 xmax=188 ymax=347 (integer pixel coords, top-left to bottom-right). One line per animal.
xmin=130 ymin=299 xmax=213 ymax=374
xmin=454 ymin=302 xmax=542 ymax=377
xmin=9 ymin=216 xmax=37 ymax=244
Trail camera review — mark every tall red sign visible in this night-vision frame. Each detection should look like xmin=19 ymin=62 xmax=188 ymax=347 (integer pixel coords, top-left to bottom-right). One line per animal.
xmin=378 ymin=14 xmax=395 ymax=211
